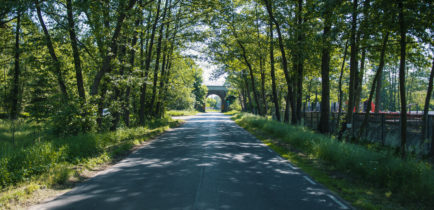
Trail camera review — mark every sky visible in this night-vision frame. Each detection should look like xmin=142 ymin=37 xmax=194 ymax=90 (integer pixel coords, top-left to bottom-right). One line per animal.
xmin=182 ymin=42 xmax=226 ymax=86
xmin=196 ymin=60 xmax=226 ymax=86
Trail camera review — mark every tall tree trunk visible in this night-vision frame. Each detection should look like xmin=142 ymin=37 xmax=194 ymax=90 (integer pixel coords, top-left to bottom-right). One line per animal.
xmin=35 ymin=0 xmax=68 ymax=98
xmin=66 ymin=0 xmax=86 ymax=101
xmin=375 ymin=65 xmax=383 ymax=113
xmin=123 ymin=15 xmax=142 ymax=126
xmin=295 ymin=0 xmax=304 ymax=124
xmin=354 ymin=0 xmax=370 ymax=114
xmin=340 ymin=0 xmax=358 ymax=140
xmin=265 ymin=0 xmax=293 ymax=123
xmin=90 ymin=0 xmax=138 ymax=96
xmin=255 ymin=4 xmax=267 ymax=114
xmin=423 ymin=59 xmax=434 ymax=156
xmin=237 ymin=40 xmax=262 ymax=115
xmin=10 ymin=11 xmax=21 ymax=120
xmin=337 ymin=40 xmax=349 ymax=130
xmin=139 ymin=0 xmax=161 ymax=125
xmin=269 ymin=18 xmax=280 ymax=121
xmin=285 ymin=93 xmax=291 ymax=123
xmin=354 ymin=49 xmax=366 ymax=113
xmin=319 ymin=15 xmax=332 ymax=134
xmin=230 ymin=13 xmax=262 ymax=115
xmin=156 ymin=6 xmax=178 ymax=117
xmin=149 ymin=0 xmax=169 ymax=114
xmin=110 ymin=36 xmax=127 ymax=131
xmin=398 ymin=0 xmax=407 ymax=158
xmin=359 ymin=32 xmax=389 ymax=138
xmin=243 ymin=70 xmax=254 ymax=113
xmin=260 ymin=58 xmax=267 ymax=114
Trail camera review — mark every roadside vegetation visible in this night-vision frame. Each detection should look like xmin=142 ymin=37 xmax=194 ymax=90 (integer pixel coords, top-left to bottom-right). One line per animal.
xmin=231 ymin=112 xmax=434 ymax=209
xmin=166 ymin=110 xmax=198 ymax=117
xmin=0 ymin=118 xmax=181 ymax=209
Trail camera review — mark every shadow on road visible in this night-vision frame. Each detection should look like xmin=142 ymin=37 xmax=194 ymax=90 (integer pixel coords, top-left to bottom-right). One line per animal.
xmin=32 ymin=113 xmax=350 ymax=210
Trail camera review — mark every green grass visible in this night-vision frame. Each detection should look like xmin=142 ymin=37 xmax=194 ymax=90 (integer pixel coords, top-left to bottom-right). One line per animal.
xmin=223 ymin=110 xmax=240 ymax=115
xmin=0 ymin=118 xmax=181 ymax=209
xmin=230 ymin=112 xmax=434 ymax=210
xmin=205 ymin=109 xmax=220 ymax=112
xmin=166 ymin=110 xmax=198 ymax=116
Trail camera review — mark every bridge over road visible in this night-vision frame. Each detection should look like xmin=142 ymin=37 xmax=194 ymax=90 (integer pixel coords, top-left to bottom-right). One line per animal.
xmin=206 ymin=85 xmax=229 ymax=112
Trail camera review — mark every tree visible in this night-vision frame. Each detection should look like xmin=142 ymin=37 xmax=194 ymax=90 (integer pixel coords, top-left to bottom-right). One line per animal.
xmin=268 ymin=15 xmax=280 ymax=121
xmin=398 ymin=0 xmax=407 ymax=158
xmin=264 ymin=0 xmax=294 ymax=123
xmin=9 ymin=9 xmax=21 ymax=120
xmin=424 ymin=59 xmax=433 ymax=156
xmin=66 ymin=0 xmax=85 ymax=101
xmin=192 ymin=68 xmax=207 ymax=112
xmin=35 ymin=0 xmax=68 ymax=98
xmin=318 ymin=1 xmax=333 ymax=133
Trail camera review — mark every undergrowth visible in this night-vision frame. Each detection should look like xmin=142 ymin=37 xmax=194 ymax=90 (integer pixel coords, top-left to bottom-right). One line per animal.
xmin=0 ymin=118 xmax=181 ymax=208
xmin=232 ymin=112 xmax=434 ymax=209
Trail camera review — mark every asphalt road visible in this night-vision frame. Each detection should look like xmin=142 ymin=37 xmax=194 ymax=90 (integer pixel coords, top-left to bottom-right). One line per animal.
xmin=32 ymin=113 xmax=351 ymax=210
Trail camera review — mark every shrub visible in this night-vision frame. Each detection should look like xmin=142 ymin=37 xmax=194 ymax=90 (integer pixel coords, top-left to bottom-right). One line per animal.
xmin=50 ymin=101 xmax=96 ymax=136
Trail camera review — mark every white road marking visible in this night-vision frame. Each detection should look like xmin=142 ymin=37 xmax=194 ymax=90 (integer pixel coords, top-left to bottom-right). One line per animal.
xmin=303 ymin=176 xmax=316 ymax=185
xmin=327 ymin=194 xmax=349 ymax=209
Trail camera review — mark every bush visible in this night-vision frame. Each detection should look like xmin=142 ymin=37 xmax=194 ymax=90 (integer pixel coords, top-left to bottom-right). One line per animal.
xmin=50 ymin=101 xmax=96 ymax=136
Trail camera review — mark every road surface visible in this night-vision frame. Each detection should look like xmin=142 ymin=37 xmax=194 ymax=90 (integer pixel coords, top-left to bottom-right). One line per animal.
xmin=32 ymin=113 xmax=351 ymax=210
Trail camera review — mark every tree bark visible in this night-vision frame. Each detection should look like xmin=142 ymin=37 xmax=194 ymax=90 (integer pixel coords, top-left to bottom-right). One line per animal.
xmin=337 ymin=40 xmax=349 ymax=130
xmin=35 ymin=0 xmax=68 ymax=98
xmin=264 ymin=0 xmax=293 ymax=123
xmin=354 ymin=49 xmax=366 ymax=113
xmin=339 ymin=0 xmax=358 ymax=140
xmin=295 ymin=0 xmax=304 ymax=124
xmin=318 ymin=15 xmax=332 ymax=133
xmin=236 ymin=38 xmax=262 ymax=115
xmin=66 ymin=0 xmax=86 ymax=101
xmin=260 ymin=58 xmax=267 ymax=114
xmin=156 ymin=5 xmax=178 ymax=117
xmin=358 ymin=32 xmax=389 ymax=138
xmin=242 ymin=70 xmax=254 ymax=113
xmin=149 ymin=0 xmax=170 ymax=114
xmin=269 ymin=18 xmax=280 ymax=121
xmin=139 ymin=0 xmax=161 ymax=125
xmin=375 ymin=64 xmax=383 ymax=113
xmin=398 ymin=0 xmax=407 ymax=158
xmin=423 ymin=60 xmax=433 ymax=156
xmin=10 ymin=11 xmax=20 ymax=120
xmin=255 ymin=4 xmax=267 ymax=115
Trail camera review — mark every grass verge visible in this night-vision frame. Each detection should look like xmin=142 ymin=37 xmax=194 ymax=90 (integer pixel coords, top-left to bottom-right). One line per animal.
xmin=166 ymin=110 xmax=198 ymax=116
xmin=230 ymin=112 xmax=434 ymax=210
xmin=0 ymin=118 xmax=182 ymax=209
